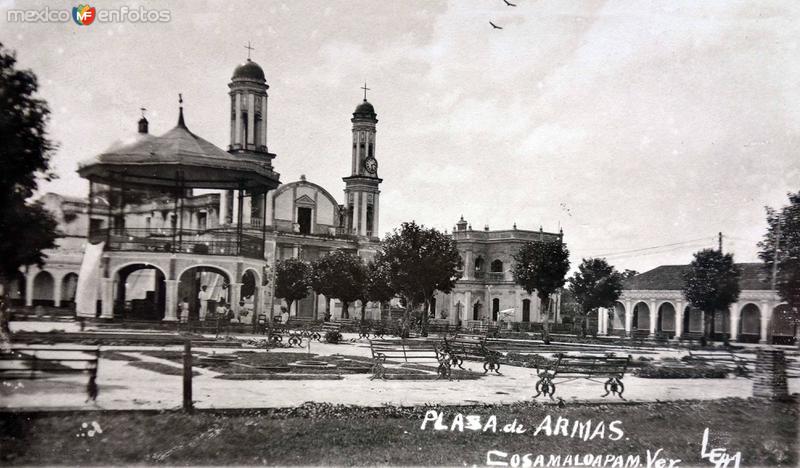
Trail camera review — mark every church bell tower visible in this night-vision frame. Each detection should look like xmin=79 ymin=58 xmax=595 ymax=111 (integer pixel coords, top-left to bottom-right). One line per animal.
xmin=343 ymin=84 xmax=382 ymax=238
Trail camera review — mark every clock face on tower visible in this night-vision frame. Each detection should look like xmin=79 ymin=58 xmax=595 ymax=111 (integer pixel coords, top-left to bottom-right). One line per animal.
xmin=364 ymin=157 xmax=378 ymax=174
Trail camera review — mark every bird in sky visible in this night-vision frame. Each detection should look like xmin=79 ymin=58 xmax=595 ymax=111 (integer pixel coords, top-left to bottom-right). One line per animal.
xmin=489 ymin=21 xmax=503 ymax=29
xmin=503 ymin=0 xmax=517 ymax=6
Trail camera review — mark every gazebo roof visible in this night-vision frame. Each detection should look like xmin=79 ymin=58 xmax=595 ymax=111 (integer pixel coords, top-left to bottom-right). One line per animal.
xmin=78 ymin=112 xmax=280 ymax=192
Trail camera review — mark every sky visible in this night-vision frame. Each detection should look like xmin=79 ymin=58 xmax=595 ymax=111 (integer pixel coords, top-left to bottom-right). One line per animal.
xmin=3 ymin=0 xmax=799 ymax=274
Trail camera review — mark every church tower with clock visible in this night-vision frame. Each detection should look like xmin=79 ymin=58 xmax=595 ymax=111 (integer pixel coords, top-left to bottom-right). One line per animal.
xmin=343 ymin=87 xmax=382 ymax=238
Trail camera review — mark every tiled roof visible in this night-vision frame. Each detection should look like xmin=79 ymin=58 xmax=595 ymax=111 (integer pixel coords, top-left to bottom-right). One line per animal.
xmin=624 ymin=262 xmax=772 ymax=291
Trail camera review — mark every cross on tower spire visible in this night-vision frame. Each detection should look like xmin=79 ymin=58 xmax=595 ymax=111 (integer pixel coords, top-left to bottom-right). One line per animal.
xmin=244 ymin=41 xmax=255 ymax=60
xmin=361 ymin=82 xmax=370 ymax=101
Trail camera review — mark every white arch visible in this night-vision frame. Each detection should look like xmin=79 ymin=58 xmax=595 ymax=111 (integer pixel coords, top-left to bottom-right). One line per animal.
xmin=175 ymin=264 xmax=233 ymax=283
xmin=110 ymin=261 xmax=169 ymax=281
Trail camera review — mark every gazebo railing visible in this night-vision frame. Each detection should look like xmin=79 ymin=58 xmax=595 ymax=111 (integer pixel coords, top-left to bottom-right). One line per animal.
xmin=89 ymin=228 xmax=264 ymax=260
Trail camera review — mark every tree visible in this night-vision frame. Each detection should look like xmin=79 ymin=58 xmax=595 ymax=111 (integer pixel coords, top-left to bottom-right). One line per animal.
xmin=310 ymin=250 xmax=366 ymax=319
xmin=511 ymin=241 xmax=570 ymax=343
xmin=0 ymin=43 xmax=59 ymax=341
xmin=274 ymin=258 xmax=311 ymax=315
xmin=377 ymin=222 xmax=461 ymax=336
xmin=682 ymin=249 xmax=741 ymax=342
xmin=568 ymin=258 xmax=624 ymax=337
xmin=758 ymin=191 xmax=800 ymax=334
xmin=621 ymin=269 xmax=639 ymax=279
xmin=361 ymin=260 xmax=396 ymax=320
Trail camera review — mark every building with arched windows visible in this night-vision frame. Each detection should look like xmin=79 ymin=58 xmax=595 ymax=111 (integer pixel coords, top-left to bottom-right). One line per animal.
xmin=595 ymin=263 xmax=796 ymax=345
xmin=433 ymin=216 xmax=565 ymax=328
xmin=16 ymin=56 xmax=383 ymax=323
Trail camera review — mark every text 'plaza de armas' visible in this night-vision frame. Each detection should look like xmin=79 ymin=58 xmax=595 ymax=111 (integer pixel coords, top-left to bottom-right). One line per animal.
xmin=7 ymin=56 xmax=794 ymax=344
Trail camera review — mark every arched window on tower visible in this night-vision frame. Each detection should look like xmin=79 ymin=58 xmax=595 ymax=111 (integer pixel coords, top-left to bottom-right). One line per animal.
xmin=366 ymin=204 xmax=374 ymax=237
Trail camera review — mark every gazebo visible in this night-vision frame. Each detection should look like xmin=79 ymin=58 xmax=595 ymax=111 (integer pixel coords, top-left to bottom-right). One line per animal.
xmin=76 ymin=102 xmax=281 ymax=322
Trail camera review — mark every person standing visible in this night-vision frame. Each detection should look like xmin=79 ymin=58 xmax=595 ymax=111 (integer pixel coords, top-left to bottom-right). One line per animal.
xmin=197 ymin=285 xmax=209 ymax=321
xmin=215 ymin=301 xmax=228 ymax=338
xmin=179 ymin=297 xmax=190 ymax=324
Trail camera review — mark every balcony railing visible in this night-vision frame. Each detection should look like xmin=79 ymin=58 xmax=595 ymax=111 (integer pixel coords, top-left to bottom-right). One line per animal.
xmin=89 ymin=228 xmax=264 ymax=260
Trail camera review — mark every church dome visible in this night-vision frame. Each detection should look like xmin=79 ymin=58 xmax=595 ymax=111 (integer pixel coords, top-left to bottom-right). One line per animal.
xmin=353 ymin=99 xmax=376 ymax=118
xmin=232 ymin=59 xmax=266 ymax=83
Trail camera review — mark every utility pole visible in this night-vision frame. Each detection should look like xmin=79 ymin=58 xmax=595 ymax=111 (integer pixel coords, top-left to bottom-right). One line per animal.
xmin=718 ymin=232 xmax=723 ymax=253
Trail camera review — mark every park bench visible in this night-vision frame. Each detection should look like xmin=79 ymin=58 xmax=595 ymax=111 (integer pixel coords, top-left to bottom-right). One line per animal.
xmin=336 ymin=318 xmax=358 ymax=332
xmin=369 ymin=339 xmax=451 ymax=380
xmin=687 ymin=350 xmax=750 ymax=376
xmin=440 ymin=335 xmax=502 ymax=374
xmin=0 ymin=346 xmax=100 ymax=401
xmin=532 ymin=352 xmax=631 ymax=400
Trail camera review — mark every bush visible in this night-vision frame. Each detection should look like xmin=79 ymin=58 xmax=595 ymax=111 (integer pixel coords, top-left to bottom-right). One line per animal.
xmin=325 ymin=331 xmax=342 ymax=344
xmin=635 ymin=364 xmax=728 ymax=379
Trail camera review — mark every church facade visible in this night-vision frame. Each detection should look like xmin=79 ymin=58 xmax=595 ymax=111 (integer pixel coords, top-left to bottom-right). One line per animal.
xmin=10 ymin=56 xmax=383 ymax=323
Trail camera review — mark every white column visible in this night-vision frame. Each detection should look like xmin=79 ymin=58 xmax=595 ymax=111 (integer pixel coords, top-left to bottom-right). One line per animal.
xmin=163 ymin=279 xmax=179 ymax=322
xmin=234 ymin=93 xmax=242 ymax=146
xmin=243 ymin=196 xmax=252 ymax=225
xmin=464 ymin=251 xmax=474 ymax=280
xmin=729 ymin=302 xmax=740 ymax=341
xmin=53 ymin=273 xmax=63 ymax=308
xmin=229 ymin=282 xmax=243 ymax=318
xmin=597 ymin=309 xmax=605 ymax=335
xmin=675 ymin=300 xmax=684 ymax=340
xmin=100 ymin=278 xmax=114 ymax=319
xmin=25 ymin=272 xmax=34 ymax=307
xmin=624 ymin=300 xmax=633 ymax=336
xmin=649 ymin=300 xmax=657 ymax=337
xmin=373 ymin=192 xmax=380 ymax=236
xmin=465 ymin=291 xmax=472 ymax=322
xmin=759 ymin=301 xmax=770 ymax=344
xmin=247 ymin=94 xmax=255 ymax=146
xmin=360 ymin=193 xmax=368 ymax=236
xmin=261 ymin=95 xmax=268 ymax=147
xmin=232 ymin=190 xmax=239 ymax=227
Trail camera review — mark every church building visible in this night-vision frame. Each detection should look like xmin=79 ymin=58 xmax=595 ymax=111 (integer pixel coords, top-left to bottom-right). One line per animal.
xmin=10 ymin=55 xmax=383 ymax=323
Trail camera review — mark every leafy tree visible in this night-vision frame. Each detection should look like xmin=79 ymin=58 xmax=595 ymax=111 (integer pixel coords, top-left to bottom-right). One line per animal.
xmin=360 ymin=260 xmax=396 ymax=321
xmin=568 ymin=258 xmax=624 ymax=337
xmin=682 ymin=249 xmax=741 ymax=341
xmin=310 ymin=250 xmax=366 ymax=319
xmin=758 ymin=191 xmax=800 ymax=333
xmin=0 ymin=43 xmax=59 ymax=339
xmin=274 ymin=258 xmax=311 ymax=315
xmin=377 ymin=222 xmax=461 ymax=336
xmin=511 ymin=241 xmax=570 ymax=343
xmin=621 ymin=269 xmax=639 ymax=279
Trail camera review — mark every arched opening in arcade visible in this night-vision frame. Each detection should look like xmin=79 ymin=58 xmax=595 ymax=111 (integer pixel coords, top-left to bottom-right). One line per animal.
xmin=178 ymin=266 xmax=231 ymax=321
xmin=7 ymin=271 xmax=26 ymax=306
xmin=239 ymin=269 xmax=259 ymax=325
xmin=32 ymin=271 xmax=55 ymax=307
xmin=632 ymin=302 xmax=650 ymax=333
xmin=114 ymin=264 xmax=167 ymax=320
xmin=522 ymin=299 xmax=531 ymax=322
xmin=656 ymin=302 xmax=676 ymax=337
xmin=492 ymin=298 xmax=500 ymax=321
xmin=711 ymin=309 xmax=730 ymax=340
xmin=683 ymin=305 xmax=704 ymax=337
xmin=771 ymin=304 xmax=798 ymax=345
xmin=738 ymin=303 xmax=760 ymax=343
xmin=61 ymin=273 xmax=79 ymax=308
xmin=610 ymin=302 xmax=626 ymax=335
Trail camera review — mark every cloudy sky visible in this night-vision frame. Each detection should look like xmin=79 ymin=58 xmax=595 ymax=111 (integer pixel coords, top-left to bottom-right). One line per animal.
xmin=3 ymin=0 xmax=799 ymax=273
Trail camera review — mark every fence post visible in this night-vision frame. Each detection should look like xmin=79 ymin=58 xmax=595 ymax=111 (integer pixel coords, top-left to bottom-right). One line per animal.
xmin=183 ymin=340 xmax=193 ymax=412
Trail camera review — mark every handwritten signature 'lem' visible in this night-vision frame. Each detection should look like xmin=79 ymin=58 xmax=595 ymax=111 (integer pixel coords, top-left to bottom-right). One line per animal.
xmin=701 ymin=428 xmax=741 ymax=468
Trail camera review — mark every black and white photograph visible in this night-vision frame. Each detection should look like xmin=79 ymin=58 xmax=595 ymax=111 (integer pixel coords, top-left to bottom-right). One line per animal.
xmin=0 ymin=1 xmax=798 ymax=466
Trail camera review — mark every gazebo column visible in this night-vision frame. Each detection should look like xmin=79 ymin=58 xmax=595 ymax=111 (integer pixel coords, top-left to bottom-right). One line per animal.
xmin=163 ymin=279 xmax=179 ymax=322
xmin=100 ymin=278 xmax=114 ymax=319
xmin=229 ymin=282 xmax=243 ymax=318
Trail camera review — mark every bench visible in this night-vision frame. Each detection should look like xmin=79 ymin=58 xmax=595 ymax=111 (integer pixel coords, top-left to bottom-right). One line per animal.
xmin=0 ymin=346 xmax=100 ymax=401
xmin=336 ymin=318 xmax=358 ymax=332
xmin=440 ymin=335 xmax=502 ymax=374
xmin=532 ymin=353 xmax=631 ymax=400
xmin=687 ymin=350 xmax=749 ymax=376
xmin=369 ymin=339 xmax=451 ymax=380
